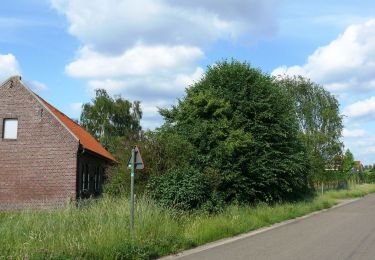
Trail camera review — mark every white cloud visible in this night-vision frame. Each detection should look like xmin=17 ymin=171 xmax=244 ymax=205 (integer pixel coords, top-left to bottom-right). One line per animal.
xmin=88 ymin=79 xmax=128 ymax=94
xmin=140 ymin=99 xmax=176 ymax=130
xmin=343 ymin=96 xmax=375 ymax=120
xmin=86 ymin=67 xmax=203 ymax=130
xmin=66 ymin=45 xmax=203 ymax=78
xmin=343 ymin=133 xmax=375 ymax=164
xmin=0 ymin=54 xmax=50 ymax=97
xmin=69 ymin=102 xmax=83 ymax=113
xmin=342 ymin=128 xmax=367 ymax=138
xmin=87 ymin=67 xmax=203 ymax=97
xmin=174 ymin=67 xmax=204 ymax=89
xmin=67 ymin=102 xmax=83 ymax=119
xmin=271 ymin=18 xmax=375 ymax=164
xmin=0 ymin=53 xmax=20 ymax=81
xmin=51 ymin=0 xmax=278 ymax=129
xmin=51 ymin=0 xmax=278 ymax=53
xmin=28 ymin=80 xmax=49 ymax=93
xmin=272 ymin=65 xmax=307 ymax=79
xmin=272 ymin=19 xmax=375 ymax=94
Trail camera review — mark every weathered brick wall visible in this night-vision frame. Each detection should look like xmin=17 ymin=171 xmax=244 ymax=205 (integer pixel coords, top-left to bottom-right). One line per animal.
xmin=0 ymin=76 xmax=79 ymax=210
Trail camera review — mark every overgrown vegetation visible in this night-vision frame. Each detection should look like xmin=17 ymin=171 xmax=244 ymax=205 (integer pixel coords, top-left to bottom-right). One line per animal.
xmin=10 ymin=58 xmax=367 ymax=258
xmin=80 ymin=59 xmax=367 ymax=212
xmin=147 ymin=167 xmax=211 ymax=211
xmin=103 ymin=129 xmax=197 ymax=196
xmin=1 ymin=184 xmax=375 ymax=259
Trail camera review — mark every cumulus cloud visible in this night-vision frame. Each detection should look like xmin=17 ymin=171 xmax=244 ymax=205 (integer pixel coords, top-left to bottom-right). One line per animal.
xmin=272 ymin=19 xmax=375 ymax=94
xmin=0 ymin=53 xmax=50 ymax=96
xmin=342 ymin=128 xmax=367 ymax=138
xmin=271 ymin=19 xmax=375 ymax=164
xmin=88 ymin=67 xmax=203 ymax=129
xmin=87 ymin=67 xmax=203 ymax=130
xmin=140 ymin=99 xmax=173 ymax=129
xmin=174 ymin=67 xmax=204 ymax=89
xmin=343 ymin=96 xmax=375 ymax=120
xmin=51 ymin=0 xmax=278 ymax=53
xmin=66 ymin=45 xmax=203 ymax=78
xmin=87 ymin=67 xmax=203 ymax=98
xmin=0 ymin=53 xmax=21 ymax=81
xmin=51 ymin=0 xmax=279 ymax=129
xmin=0 ymin=53 xmax=48 ymax=94
xmin=344 ymin=133 xmax=375 ymax=164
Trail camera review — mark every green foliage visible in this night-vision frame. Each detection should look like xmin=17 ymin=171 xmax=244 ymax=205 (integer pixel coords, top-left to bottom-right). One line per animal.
xmin=363 ymin=164 xmax=375 ymax=183
xmin=81 ymin=61 xmax=347 ymax=212
xmin=103 ymin=129 xmax=196 ymax=197
xmin=147 ymin=167 xmax=211 ymax=211
xmin=103 ymin=163 xmax=128 ymax=196
xmin=364 ymin=169 xmax=375 ymax=183
xmin=276 ymin=76 xmax=343 ymax=185
xmin=160 ymin=60 xmax=309 ymax=204
xmin=80 ymin=89 xmax=142 ymax=152
xmin=342 ymin=149 xmax=355 ymax=179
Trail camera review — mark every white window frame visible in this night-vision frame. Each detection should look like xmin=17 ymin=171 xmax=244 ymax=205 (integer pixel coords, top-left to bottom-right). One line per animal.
xmin=3 ymin=118 xmax=18 ymax=140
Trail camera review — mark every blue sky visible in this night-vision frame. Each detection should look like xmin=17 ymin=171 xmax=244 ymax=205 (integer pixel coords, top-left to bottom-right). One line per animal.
xmin=1 ymin=0 xmax=375 ymax=164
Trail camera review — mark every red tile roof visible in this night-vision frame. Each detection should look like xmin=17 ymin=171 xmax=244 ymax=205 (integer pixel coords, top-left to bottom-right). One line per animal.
xmin=37 ymin=96 xmax=116 ymax=162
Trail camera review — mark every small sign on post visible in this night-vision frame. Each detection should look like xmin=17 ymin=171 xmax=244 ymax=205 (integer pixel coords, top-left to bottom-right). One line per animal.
xmin=128 ymin=146 xmax=144 ymax=232
xmin=127 ymin=146 xmax=145 ymax=170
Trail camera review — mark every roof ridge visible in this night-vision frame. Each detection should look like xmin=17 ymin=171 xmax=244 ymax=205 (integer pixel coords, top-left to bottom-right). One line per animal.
xmin=36 ymin=95 xmax=116 ymax=162
xmin=2 ymin=75 xmax=117 ymax=162
xmin=0 ymin=75 xmax=22 ymax=88
xmin=1 ymin=75 xmax=116 ymax=162
xmin=35 ymin=94 xmax=82 ymax=127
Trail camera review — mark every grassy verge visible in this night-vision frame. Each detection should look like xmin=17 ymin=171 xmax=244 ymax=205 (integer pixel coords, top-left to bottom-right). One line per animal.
xmin=1 ymin=184 xmax=375 ymax=259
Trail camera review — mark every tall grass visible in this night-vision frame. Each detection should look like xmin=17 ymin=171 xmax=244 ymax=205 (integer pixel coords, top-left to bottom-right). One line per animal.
xmin=1 ymin=184 xmax=374 ymax=259
xmin=324 ymin=183 xmax=375 ymax=199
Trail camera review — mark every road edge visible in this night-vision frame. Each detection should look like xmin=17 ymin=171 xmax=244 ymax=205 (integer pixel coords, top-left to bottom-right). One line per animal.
xmin=159 ymin=197 xmax=362 ymax=259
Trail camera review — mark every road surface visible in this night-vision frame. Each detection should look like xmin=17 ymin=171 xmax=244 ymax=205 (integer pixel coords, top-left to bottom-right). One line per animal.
xmin=170 ymin=194 xmax=375 ymax=260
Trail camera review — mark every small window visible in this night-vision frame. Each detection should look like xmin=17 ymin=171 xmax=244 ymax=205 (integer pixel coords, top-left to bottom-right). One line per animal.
xmin=3 ymin=119 xmax=18 ymax=140
xmin=85 ymin=164 xmax=89 ymax=190
xmin=95 ymin=166 xmax=100 ymax=192
xmin=80 ymin=163 xmax=85 ymax=191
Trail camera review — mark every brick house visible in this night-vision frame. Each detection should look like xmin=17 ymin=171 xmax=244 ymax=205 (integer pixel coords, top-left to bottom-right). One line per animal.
xmin=0 ymin=76 xmax=116 ymax=210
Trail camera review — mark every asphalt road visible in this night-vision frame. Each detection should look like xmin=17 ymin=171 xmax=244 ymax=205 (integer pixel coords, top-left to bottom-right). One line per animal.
xmin=171 ymin=194 xmax=375 ymax=260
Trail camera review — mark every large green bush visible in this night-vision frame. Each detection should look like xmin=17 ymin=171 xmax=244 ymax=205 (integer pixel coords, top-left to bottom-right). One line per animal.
xmin=147 ymin=167 xmax=211 ymax=211
xmin=160 ymin=60 xmax=310 ymax=204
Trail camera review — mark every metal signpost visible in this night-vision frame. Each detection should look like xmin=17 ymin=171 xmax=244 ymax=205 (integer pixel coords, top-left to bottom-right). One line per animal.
xmin=128 ymin=146 xmax=144 ymax=232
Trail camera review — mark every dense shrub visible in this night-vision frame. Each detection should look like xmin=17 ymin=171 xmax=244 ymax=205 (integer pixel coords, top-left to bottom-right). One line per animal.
xmin=364 ymin=169 xmax=375 ymax=183
xmin=147 ymin=167 xmax=211 ymax=211
xmin=103 ymin=129 xmax=196 ymax=197
xmin=103 ymin=164 xmax=128 ymax=196
xmin=160 ymin=60 xmax=310 ymax=204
